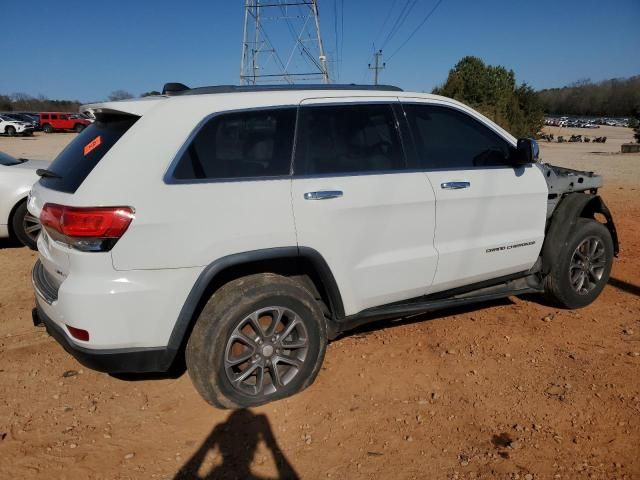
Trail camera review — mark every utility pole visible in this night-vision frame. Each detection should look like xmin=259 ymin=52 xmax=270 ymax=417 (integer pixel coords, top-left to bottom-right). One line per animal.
xmin=240 ymin=0 xmax=330 ymax=85
xmin=368 ymin=49 xmax=385 ymax=85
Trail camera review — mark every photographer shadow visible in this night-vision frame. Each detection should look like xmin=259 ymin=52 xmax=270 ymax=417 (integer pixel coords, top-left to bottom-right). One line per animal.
xmin=174 ymin=409 xmax=299 ymax=480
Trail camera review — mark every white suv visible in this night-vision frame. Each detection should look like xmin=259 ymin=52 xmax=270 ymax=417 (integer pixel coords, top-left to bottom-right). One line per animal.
xmin=29 ymin=84 xmax=618 ymax=408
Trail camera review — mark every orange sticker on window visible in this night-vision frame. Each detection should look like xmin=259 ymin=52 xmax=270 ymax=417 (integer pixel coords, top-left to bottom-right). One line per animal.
xmin=83 ymin=135 xmax=102 ymax=156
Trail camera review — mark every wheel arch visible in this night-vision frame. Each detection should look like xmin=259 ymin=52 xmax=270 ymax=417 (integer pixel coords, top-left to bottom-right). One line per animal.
xmin=163 ymin=247 xmax=344 ymax=369
xmin=541 ymin=193 xmax=619 ymax=274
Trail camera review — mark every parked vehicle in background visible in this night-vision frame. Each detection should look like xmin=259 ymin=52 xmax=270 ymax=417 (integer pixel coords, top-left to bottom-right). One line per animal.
xmin=40 ymin=112 xmax=91 ymax=133
xmin=29 ymin=83 xmax=618 ymax=409
xmin=0 ymin=114 xmax=35 ymax=136
xmin=0 ymin=151 xmax=49 ymax=248
xmin=2 ymin=112 xmax=40 ymax=131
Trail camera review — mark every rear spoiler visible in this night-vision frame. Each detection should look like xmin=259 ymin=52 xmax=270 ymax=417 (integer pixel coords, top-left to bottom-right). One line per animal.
xmin=80 ymin=97 xmax=165 ymax=118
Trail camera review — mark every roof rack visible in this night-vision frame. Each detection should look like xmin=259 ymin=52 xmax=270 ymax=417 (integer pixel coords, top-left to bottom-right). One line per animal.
xmin=161 ymin=83 xmax=403 ymax=96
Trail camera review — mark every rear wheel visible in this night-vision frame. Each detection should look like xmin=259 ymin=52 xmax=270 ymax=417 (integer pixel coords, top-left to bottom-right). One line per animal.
xmin=5 ymin=126 xmax=16 ymax=136
xmin=11 ymin=201 xmax=40 ymax=250
xmin=186 ymin=273 xmax=327 ymax=409
xmin=42 ymin=124 xmax=53 ymax=133
xmin=544 ymin=218 xmax=613 ymax=308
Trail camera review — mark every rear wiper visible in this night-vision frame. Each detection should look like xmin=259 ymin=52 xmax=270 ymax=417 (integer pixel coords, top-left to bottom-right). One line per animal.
xmin=36 ymin=168 xmax=62 ymax=179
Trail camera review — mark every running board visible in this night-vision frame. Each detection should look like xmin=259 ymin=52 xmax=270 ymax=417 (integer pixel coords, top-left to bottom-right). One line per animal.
xmin=332 ymin=274 xmax=542 ymax=337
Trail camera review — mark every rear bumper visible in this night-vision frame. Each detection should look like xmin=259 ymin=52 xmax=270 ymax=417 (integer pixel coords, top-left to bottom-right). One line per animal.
xmin=33 ymin=305 xmax=175 ymax=373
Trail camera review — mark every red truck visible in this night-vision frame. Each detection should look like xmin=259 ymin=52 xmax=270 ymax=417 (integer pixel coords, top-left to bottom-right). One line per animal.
xmin=40 ymin=112 xmax=91 ymax=133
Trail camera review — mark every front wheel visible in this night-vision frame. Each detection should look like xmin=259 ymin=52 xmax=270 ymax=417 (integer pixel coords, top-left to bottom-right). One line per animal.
xmin=186 ymin=273 xmax=327 ymax=409
xmin=544 ymin=218 xmax=613 ymax=308
xmin=11 ymin=201 xmax=40 ymax=249
xmin=74 ymin=124 xmax=85 ymax=133
xmin=5 ymin=126 xmax=16 ymax=136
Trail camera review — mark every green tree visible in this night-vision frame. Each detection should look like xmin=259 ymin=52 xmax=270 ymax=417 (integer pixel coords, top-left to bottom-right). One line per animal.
xmin=140 ymin=91 xmax=162 ymax=97
xmin=432 ymin=56 xmax=543 ymax=137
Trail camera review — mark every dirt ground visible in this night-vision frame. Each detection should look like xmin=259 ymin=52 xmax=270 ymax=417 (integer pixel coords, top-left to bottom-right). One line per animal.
xmin=0 ymin=126 xmax=639 ymax=480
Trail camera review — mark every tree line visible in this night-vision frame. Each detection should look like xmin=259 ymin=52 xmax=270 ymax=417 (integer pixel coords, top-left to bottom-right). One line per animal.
xmin=0 ymin=93 xmax=82 ymax=113
xmin=0 ymin=90 xmax=161 ymax=113
xmin=537 ymin=76 xmax=640 ymax=118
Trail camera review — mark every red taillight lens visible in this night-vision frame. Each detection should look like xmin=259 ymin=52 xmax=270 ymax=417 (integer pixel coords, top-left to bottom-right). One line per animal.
xmin=60 ymin=207 xmax=134 ymax=238
xmin=40 ymin=203 xmax=134 ymax=251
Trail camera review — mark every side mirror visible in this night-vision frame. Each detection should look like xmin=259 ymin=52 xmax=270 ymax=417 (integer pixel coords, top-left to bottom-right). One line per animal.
xmin=514 ymin=138 xmax=540 ymax=165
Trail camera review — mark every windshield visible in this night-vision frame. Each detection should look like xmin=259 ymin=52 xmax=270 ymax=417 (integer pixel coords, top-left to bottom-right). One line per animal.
xmin=0 ymin=151 xmax=23 ymax=166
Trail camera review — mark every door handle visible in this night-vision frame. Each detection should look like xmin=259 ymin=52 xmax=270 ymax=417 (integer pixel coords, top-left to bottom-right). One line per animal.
xmin=441 ymin=181 xmax=470 ymax=190
xmin=304 ymin=190 xmax=343 ymax=200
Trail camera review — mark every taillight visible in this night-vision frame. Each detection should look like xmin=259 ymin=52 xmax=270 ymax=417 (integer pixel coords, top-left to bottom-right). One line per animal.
xmin=40 ymin=203 xmax=134 ymax=252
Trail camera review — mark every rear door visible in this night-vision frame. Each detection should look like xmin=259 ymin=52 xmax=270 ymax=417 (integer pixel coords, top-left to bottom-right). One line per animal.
xmin=402 ymin=101 xmax=547 ymax=293
xmin=291 ymin=98 xmax=438 ymax=316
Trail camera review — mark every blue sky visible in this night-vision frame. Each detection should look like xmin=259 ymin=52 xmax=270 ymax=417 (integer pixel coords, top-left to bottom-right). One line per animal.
xmin=2 ymin=0 xmax=639 ymax=102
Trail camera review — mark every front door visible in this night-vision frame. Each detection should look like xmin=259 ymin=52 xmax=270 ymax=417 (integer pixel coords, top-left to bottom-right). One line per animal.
xmin=291 ymin=99 xmax=438 ymax=316
xmin=402 ymin=101 xmax=548 ymax=293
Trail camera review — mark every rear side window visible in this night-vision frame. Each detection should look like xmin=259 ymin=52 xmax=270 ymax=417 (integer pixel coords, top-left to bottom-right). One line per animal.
xmin=171 ymin=108 xmax=297 ymax=181
xmin=39 ymin=115 xmax=138 ymax=193
xmin=294 ymin=103 xmax=405 ymax=175
xmin=404 ymin=104 xmax=512 ymax=169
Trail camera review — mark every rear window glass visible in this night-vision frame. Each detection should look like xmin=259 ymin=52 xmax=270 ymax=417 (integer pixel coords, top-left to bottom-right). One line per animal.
xmin=39 ymin=115 xmax=138 ymax=193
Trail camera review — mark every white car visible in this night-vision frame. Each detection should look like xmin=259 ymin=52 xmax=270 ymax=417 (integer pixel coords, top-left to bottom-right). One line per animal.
xmin=0 ymin=114 xmax=35 ymax=136
xmin=0 ymin=151 xmax=49 ymax=248
xmin=29 ymin=84 xmax=618 ymax=409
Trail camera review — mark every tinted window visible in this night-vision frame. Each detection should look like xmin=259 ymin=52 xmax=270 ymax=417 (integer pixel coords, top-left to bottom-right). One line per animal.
xmin=51 ymin=114 xmax=58 ymax=120
xmin=294 ymin=104 xmax=404 ymax=175
xmin=41 ymin=114 xmax=49 ymax=120
xmin=404 ymin=104 xmax=512 ymax=169
xmin=39 ymin=115 xmax=138 ymax=193
xmin=172 ymin=108 xmax=296 ymax=180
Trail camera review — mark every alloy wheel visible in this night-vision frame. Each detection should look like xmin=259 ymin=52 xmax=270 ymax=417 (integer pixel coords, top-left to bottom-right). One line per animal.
xmin=569 ymin=236 xmax=606 ymax=295
xmin=224 ymin=306 xmax=309 ymax=397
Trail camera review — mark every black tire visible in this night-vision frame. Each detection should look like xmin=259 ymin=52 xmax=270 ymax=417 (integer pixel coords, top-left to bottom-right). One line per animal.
xmin=5 ymin=126 xmax=16 ymax=136
xmin=186 ymin=273 xmax=328 ymax=409
xmin=544 ymin=218 xmax=613 ymax=309
xmin=42 ymin=124 xmax=53 ymax=133
xmin=10 ymin=201 xmax=40 ymax=250
xmin=74 ymin=123 xmax=85 ymax=133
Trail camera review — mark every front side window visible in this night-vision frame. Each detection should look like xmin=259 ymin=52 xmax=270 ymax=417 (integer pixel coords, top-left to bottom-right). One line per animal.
xmin=294 ymin=103 xmax=405 ymax=175
xmin=404 ymin=104 xmax=513 ymax=169
xmin=172 ymin=108 xmax=296 ymax=180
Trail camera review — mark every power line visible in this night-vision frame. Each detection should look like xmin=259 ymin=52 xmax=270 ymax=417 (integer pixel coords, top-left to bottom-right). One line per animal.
xmin=380 ymin=0 xmax=420 ymax=50
xmin=374 ymin=0 xmax=398 ymax=47
xmin=333 ymin=0 xmax=339 ymax=80
xmin=387 ymin=0 xmax=446 ymax=61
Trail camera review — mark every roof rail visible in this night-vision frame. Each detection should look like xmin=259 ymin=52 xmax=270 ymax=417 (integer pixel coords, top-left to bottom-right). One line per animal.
xmin=162 ymin=83 xmax=403 ymax=96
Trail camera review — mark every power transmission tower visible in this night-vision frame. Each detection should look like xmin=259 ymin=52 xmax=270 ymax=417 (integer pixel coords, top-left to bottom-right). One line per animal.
xmin=240 ymin=0 xmax=330 ymax=85
xmin=368 ymin=49 xmax=385 ymax=85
